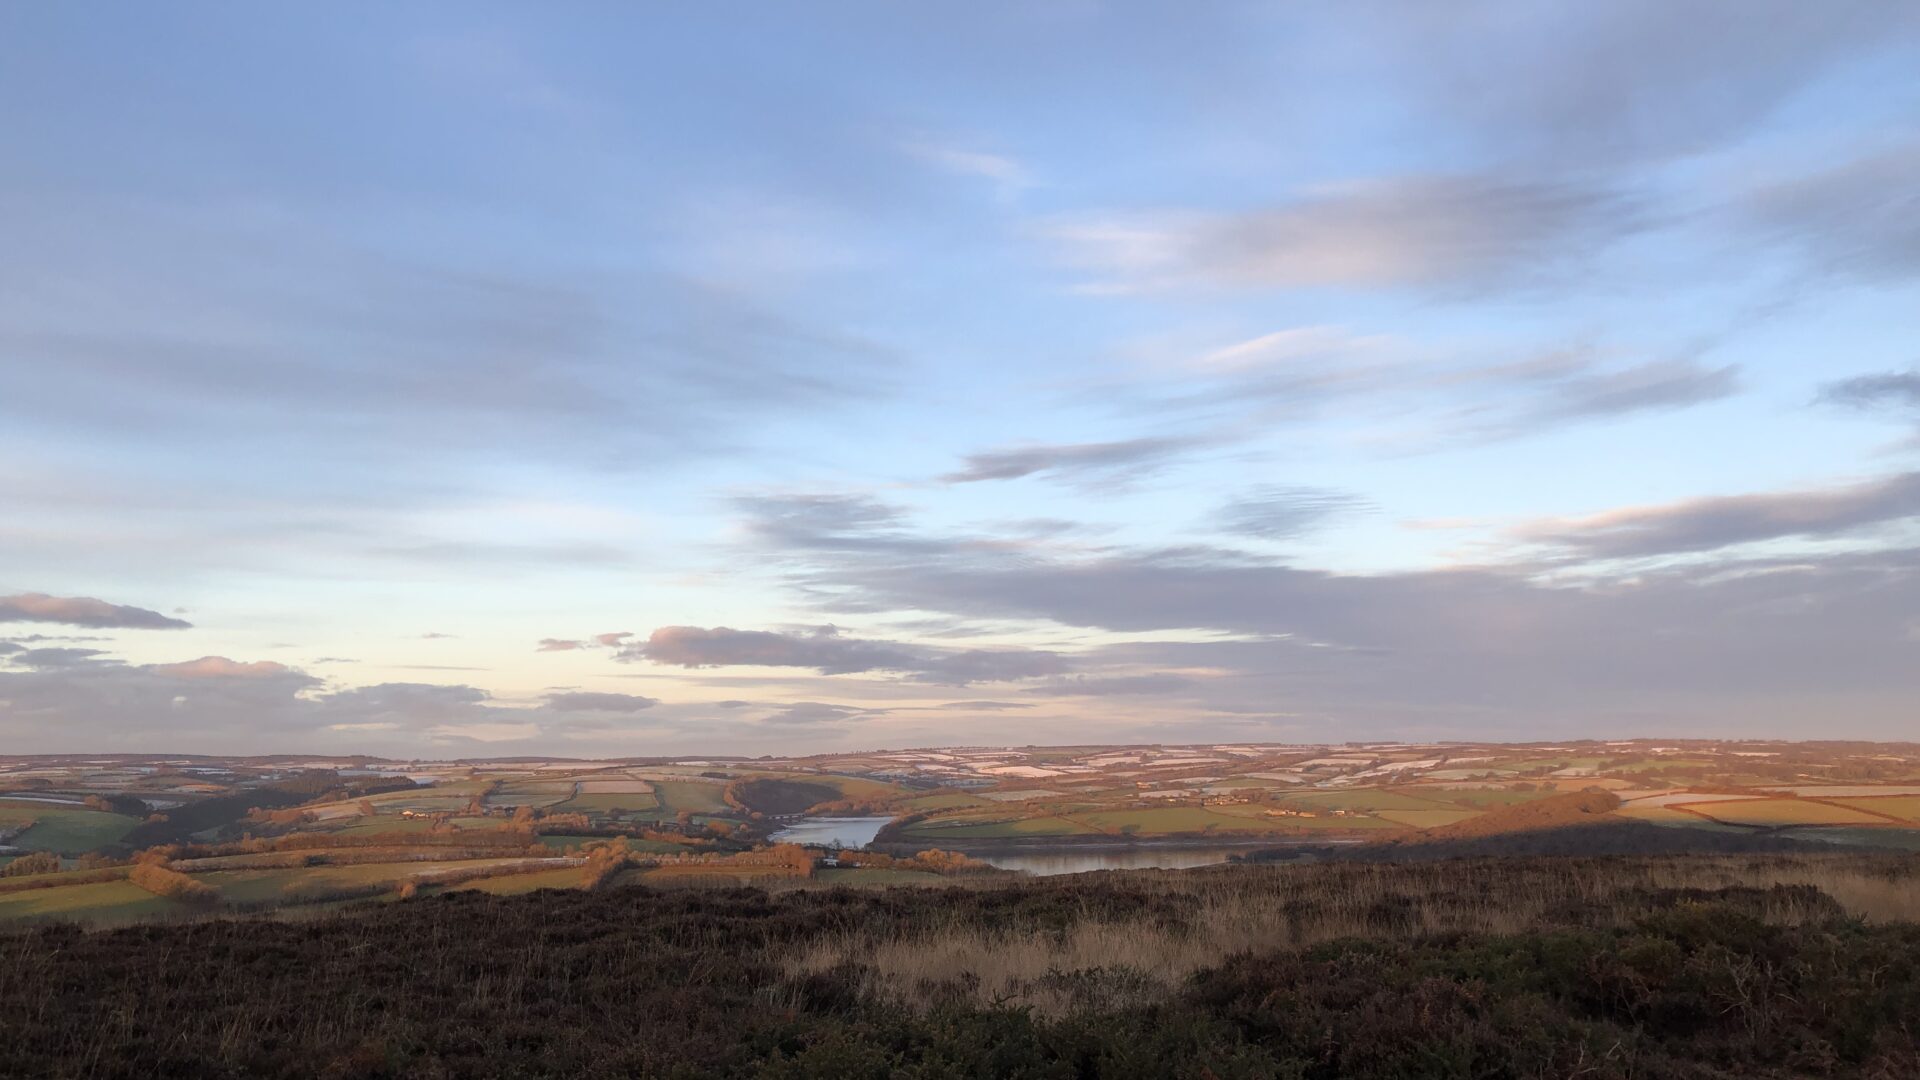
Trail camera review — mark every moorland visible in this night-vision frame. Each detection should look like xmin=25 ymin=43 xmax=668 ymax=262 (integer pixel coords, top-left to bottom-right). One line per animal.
xmin=4 ymin=852 xmax=1919 ymax=1077
xmin=5 ymin=743 xmax=1920 ymax=1077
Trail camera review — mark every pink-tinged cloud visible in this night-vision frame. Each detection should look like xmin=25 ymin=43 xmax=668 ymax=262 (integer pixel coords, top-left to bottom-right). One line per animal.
xmin=543 ymin=691 xmax=658 ymax=712
xmin=594 ymin=631 xmax=632 ymax=646
xmin=626 ymin=624 xmax=1070 ymax=684
xmin=0 ymin=592 xmax=191 ymax=630
xmin=149 ymin=656 xmax=295 ymax=679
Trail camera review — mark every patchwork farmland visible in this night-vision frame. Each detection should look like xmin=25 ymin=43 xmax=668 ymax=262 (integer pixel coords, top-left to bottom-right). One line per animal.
xmin=3 ymin=738 xmax=1919 ymax=925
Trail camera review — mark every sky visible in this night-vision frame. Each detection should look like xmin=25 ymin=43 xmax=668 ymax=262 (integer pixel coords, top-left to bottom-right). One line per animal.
xmin=3 ymin=2 xmax=1919 ymax=756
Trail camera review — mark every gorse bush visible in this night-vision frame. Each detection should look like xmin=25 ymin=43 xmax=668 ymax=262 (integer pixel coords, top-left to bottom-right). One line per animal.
xmin=0 ymin=853 xmax=1915 ymax=1078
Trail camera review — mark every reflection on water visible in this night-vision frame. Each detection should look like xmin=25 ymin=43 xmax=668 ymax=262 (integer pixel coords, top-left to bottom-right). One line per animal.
xmin=770 ymin=815 xmax=1312 ymax=877
xmin=768 ymin=815 xmax=895 ymax=848
xmin=976 ymin=848 xmax=1243 ymax=877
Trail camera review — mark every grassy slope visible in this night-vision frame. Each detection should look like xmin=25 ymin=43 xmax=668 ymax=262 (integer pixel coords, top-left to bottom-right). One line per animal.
xmin=727 ymin=778 xmax=841 ymax=815
xmin=0 ymin=803 xmax=139 ymax=855
xmin=436 ymin=867 xmax=587 ymax=895
xmin=0 ymin=880 xmax=170 ymax=923
xmin=649 ymin=780 xmax=730 ymax=816
xmin=1684 ymin=798 xmax=1901 ymax=827
xmin=901 ymin=792 xmax=989 ymax=811
xmin=902 ymin=815 xmax=1099 ymax=838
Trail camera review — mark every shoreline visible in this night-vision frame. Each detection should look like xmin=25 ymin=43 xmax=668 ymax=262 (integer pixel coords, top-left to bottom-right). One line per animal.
xmin=870 ymin=834 xmax=1371 ymax=857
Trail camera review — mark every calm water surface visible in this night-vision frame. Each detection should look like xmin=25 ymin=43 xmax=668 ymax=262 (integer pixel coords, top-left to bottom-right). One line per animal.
xmin=770 ymin=814 xmax=1272 ymax=876
xmin=768 ymin=815 xmax=895 ymax=848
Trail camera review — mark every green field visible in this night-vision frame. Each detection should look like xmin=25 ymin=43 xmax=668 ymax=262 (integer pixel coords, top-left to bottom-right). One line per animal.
xmin=437 ymin=867 xmax=586 ymax=895
xmin=196 ymin=864 xmax=402 ymax=904
xmin=482 ymin=780 xmax=578 ymax=809
xmin=363 ymin=795 xmax=475 ymax=812
xmin=811 ymin=775 xmax=904 ymax=799
xmin=197 ymin=859 xmax=540 ymax=904
xmin=331 ymin=817 xmax=442 ymax=835
xmin=303 ymin=789 xmax=487 ymax=818
xmin=650 ymin=781 xmax=731 ymax=815
xmin=0 ymin=802 xmax=139 ymax=854
xmin=1076 ymin=807 xmax=1371 ymax=834
xmin=0 ymin=880 xmax=172 ymax=923
xmin=1277 ymin=789 xmax=1457 ymax=812
xmin=637 ymin=865 xmax=807 ymax=885
xmin=553 ymin=792 xmax=661 ymax=813
xmin=1829 ymin=797 xmax=1920 ymax=824
xmin=1684 ymin=799 xmax=1895 ymax=828
xmin=407 ymin=779 xmax=492 ymax=796
xmin=902 ymin=792 xmax=989 ymax=811
xmin=1076 ymin=807 xmax=1242 ymax=833
xmin=1374 ymin=808 xmax=1484 ymax=829
xmin=1416 ymin=788 xmax=1567 ymax=808
xmin=1616 ymin=805 xmax=1711 ymax=824
xmin=903 ymin=815 xmax=1099 ymax=838
xmin=538 ymin=835 xmax=688 ymax=854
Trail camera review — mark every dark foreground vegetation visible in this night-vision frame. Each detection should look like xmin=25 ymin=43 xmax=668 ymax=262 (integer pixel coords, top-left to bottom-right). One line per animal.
xmin=4 ymin=854 xmax=1918 ymax=1079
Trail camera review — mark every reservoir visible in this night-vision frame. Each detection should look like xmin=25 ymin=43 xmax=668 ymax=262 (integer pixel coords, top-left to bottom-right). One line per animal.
xmin=768 ymin=815 xmax=895 ymax=848
xmin=769 ymin=814 xmax=1248 ymax=876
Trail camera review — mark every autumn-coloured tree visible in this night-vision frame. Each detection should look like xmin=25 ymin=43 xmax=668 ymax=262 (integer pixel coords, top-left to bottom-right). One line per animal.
xmin=0 ymin=851 xmax=60 ymax=877
xmin=128 ymin=862 xmax=218 ymax=905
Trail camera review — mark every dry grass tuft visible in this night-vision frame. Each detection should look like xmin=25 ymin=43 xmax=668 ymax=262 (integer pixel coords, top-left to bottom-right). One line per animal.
xmin=785 ymin=854 xmax=1920 ymax=1014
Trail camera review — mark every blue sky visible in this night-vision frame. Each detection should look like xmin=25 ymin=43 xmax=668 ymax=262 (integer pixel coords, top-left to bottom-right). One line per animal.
xmin=3 ymin=2 xmax=1919 ymax=755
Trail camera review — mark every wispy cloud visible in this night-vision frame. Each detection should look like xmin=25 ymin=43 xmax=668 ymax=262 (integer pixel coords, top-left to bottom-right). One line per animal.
xmin=1821 ymin=368 xmax=1920 ymax=412
xmin=1051 ymin=175 xmax=1642 ymax=294
xmin=1024 ymin=674 xmax=1195 ymax=697
xmin=542 ymin=691 xmax=659 ymax=712
xmin=1213 ymin=487 xmax=1368 ymax=540
xmin=1133 ymin=331 xmax=1740 ymax=445
xmin=940 ymin=436 xmax=1201 ymax=485
xmin=905 ymin=139 xmax=1030 ymax=197
xmin=1371 ymin=1 xmax=1913 ymax=164
xmin=1746 ymin=141 xmax=1920 ymax=282
xmin=1510 ymin=471 xmax=1920 ymax=560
